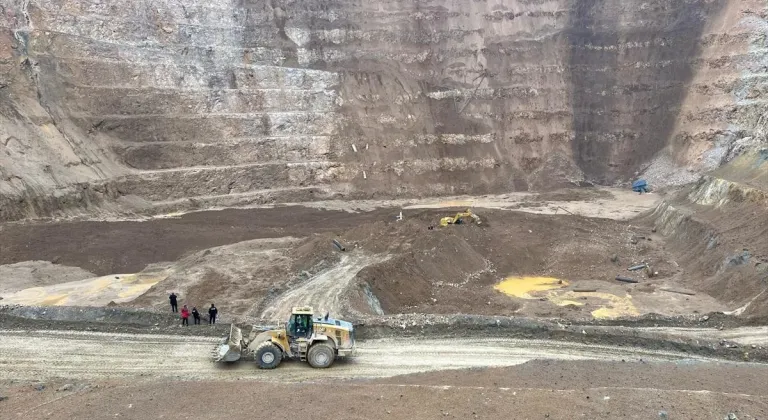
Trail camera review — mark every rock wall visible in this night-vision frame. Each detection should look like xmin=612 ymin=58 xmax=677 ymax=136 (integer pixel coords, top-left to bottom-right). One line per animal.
xmin=648 ymin=166 xmax=768 ymax=318
xmin=0 ymin=0 xmax=762 ymax=220
xmin=642 ymin=0 xmax=768 ymax=187
xmin=0 ymin=0 xmax=125 ymax=221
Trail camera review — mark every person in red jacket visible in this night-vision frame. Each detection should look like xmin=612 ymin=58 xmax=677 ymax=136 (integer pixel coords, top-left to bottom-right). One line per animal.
xmin=180 ymin=305 xmax=190 ymax=326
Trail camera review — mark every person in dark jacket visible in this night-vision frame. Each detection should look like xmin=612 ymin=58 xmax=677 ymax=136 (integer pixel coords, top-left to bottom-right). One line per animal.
xmin=169 ymin=293 xmax=178 ymax=312
xmin=191 ymin=307 xmax=201 ymax=325
xmin=180 ymin=305 xmax=190 ymax=326
xmin=208 ymin=304 xmax=218 ymax=324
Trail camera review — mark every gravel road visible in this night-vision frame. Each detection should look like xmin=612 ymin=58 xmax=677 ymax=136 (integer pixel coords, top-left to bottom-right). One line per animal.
xmin=0 ymin=329 xmax=718 ymax=382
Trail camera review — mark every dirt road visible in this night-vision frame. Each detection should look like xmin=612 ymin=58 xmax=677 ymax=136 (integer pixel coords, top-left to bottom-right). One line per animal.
xmin=259 ymin=251 xmax=390 ymax=320
xmin=2 ymin=328 xmax=767 ymax=419
xmin=271 ymin=188 xmax=660 ymax=220
xmin=0 ymin=329 xmax=722 ymax=383
xmin=645 ymin=326 xmax=768 ymax=346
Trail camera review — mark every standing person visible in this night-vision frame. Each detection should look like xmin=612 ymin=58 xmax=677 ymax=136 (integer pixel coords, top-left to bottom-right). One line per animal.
xmin=191 ymin=306 xmax=201 ymax=325
xmin=169 ymin=292 xmax=178 ymax=313
xmin=180 ymin=305 xmax=190 ymax=326
xmin=208 ymin=304 xmax=218 ymax=325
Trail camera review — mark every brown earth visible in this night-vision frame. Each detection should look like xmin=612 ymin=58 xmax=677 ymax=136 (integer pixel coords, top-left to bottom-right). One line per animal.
xmin=640 ymin=182 xmax=768 ymax=319
xmin=2 ymin=360 xmax=766 ymax=420
xmin=382 ymin=359 xmax=768 ymax=395
xmin=125 ymin=237 xmax=305 ymax=317
xmin=668 ymin=200 xmax=767 ymax=313
xmin=0 ymin=261 xmax=95 ymax=294
xmin=0 ymin=207 xmax=393 ymax=276
xmin=110 ymin=207 xmax=681 ymax=320
xmin=339 ymin=209 xmax=670 ymax=317
xmin=1 ymin=200 xmax=756 ymax=321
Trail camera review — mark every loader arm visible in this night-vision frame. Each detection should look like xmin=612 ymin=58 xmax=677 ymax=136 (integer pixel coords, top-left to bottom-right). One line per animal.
xmin=215 ymin=324 xmax=244 ymax=362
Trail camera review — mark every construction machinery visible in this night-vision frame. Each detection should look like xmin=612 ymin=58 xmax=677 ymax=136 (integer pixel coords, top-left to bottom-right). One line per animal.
xmin=214 ymin=306 xmax=355 ymax=369
xmin=439 ymin=209 xmax=482 ymax=227
xmin=632 ymin=179 xmax=649 ymax=193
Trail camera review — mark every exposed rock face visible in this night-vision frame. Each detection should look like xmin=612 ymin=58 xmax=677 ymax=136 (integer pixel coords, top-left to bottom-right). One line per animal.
xmin=0 ymin=0 xmax=765 ymax=220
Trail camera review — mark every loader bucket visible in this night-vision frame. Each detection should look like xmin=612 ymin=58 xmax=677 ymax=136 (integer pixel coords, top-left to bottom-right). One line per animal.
xmin=214 ymin=324 xmax=244 ymax=362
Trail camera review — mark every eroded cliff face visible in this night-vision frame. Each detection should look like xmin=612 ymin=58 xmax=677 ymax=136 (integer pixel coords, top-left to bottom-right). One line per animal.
xmin=0 ymin=0 xmax=765 ymax=220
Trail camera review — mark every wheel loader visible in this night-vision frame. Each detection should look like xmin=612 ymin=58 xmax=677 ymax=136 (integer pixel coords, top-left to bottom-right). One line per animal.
xmin=439 ymin=209 xmax=482 ymax=227
xmin=214 ymin=306 xmax=355 ymax=369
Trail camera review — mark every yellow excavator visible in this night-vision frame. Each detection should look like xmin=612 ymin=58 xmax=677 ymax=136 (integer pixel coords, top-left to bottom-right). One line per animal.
xmin=439 ymin=209 xmax=482 ymax=227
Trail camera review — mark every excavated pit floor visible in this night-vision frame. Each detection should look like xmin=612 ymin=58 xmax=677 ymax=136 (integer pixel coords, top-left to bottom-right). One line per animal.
xmin=0 ymin=187 xmax=743 ymax=322
xmin=1 ymin=188 xmax=767 ymax=420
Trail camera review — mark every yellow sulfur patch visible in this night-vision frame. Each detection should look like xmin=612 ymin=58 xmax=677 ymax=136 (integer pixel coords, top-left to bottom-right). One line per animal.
xmin=0 ymin=272 xmax=167 ymax=306
xmin=591 ymin=299 xmax=640 ymax=319
xmin=548 ymin=290 xmax=639 ymax=319
xmin=495 ymin=278 xmax=639 ymax=319
xmin=494 ymin=276 xmax=568 ymax=299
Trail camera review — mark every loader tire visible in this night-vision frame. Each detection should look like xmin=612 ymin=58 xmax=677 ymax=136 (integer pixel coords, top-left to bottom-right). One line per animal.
xmin=254 ymin=342 xmax=282 ymax=369
xmin=307 ymin=342 xmax=335 ymax=368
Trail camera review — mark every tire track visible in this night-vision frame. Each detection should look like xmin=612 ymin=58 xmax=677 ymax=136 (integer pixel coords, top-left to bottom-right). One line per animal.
xmin=259 ymin=251 xmax=390 ymax=321
xmin=0 ymin=330 xmax=716 ymax=382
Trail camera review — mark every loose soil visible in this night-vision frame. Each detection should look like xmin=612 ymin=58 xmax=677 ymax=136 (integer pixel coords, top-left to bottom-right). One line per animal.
xmin=1 ymin=185 xmax=765 ymax=324
xmin=0 ymin=201 xmax=752 ymax=322
xmin=638 ymin=194 xmax=768 ymax=318
xmin=121 ymin=207 xmax=713 ymax=321
xmin=328 ymin=208 xmax=713 ymax=320
xmin=0 ymin=207 xmax=394 ymax=276
xmin=1 ymin=360 xmax=766 ymax=420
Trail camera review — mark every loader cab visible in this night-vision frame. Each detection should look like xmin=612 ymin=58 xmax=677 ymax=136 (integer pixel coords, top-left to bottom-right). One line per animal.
xmin=287 ymin=307 xmax=314 ymax=338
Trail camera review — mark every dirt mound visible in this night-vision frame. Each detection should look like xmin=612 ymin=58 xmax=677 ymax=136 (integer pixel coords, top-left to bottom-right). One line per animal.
xmin=127 ymin=206 xmax=700 ymax=320
xmin=126 ymin=238 xmax=303 ymax=317
xmin=115 ymin=207 xmax=671 ymax=319
xmin=646 ymin=197 xmax=768 ymax=318
xmin=0 ymin=207 xmax=392 ymax=276
xmin=356 ymin=233 xmax=492 ymax=314
xmin=322 ymin=209 xmax=673 ymax=317
xmin=0 ymin=201 xmax=738 ymax=322
xmin=259 ymin=251 xmax=391 ymax=321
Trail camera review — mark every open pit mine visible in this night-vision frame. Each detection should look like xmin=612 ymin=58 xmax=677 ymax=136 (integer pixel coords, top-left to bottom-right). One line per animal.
xmin=1 ymin=0 xmax=767 ymax=418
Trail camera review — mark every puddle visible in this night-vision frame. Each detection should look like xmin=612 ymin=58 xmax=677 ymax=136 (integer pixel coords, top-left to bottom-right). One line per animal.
xmin=494 ymin=276 xmax=568 ymax=298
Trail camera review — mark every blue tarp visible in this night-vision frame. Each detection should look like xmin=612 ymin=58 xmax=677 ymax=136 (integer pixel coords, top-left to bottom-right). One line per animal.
xmin=632 ymin=179 xmax=648 ymax=193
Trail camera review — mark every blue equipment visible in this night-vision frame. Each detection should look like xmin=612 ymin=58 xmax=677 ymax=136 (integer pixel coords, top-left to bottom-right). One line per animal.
xmin=632 ymin=179 xmax=648 ymax=193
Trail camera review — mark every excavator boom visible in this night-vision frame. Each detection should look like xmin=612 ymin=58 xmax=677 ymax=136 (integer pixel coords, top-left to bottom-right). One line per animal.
xmin=439 ymin=209 xmax=481 ymax=227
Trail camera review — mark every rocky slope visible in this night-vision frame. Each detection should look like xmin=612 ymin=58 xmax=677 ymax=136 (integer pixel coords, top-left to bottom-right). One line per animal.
xmin=646 ymin=150 xmax=768 ymax=318
xmin=0 ymin=0 xmax=766 ymax=220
